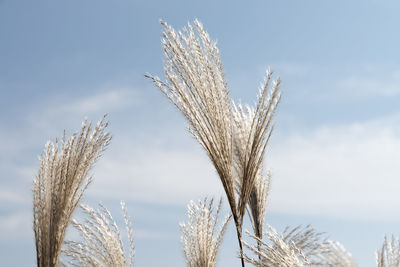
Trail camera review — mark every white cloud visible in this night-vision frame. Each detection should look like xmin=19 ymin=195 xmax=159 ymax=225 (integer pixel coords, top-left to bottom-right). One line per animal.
xmin=60 ymin=89 xmax=138 ymax=114
xmin=337 ymin=69 xmax=400 ymax=97
xmin=28 ymin=87 xmax=141 ymax=135
xmin=268 ymin=114 xmax=400 ymax=221
xmin=0 ymin=128 xmax=28 ymax=156
xmin=0 ymin=187 xmax=29 ymax=205
xmin=255 ymin=63 xmax=400 ymax=100
xmin=267 ymin=62 xmax=313 ymax=76
xmin=87 ymin=139 xmax=224 ymax=205
xmin=0 ymin=211 xmax=32 ymax=239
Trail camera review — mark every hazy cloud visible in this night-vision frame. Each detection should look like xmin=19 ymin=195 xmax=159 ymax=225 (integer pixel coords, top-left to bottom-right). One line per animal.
xmin=60 ymin=89 xmax=138 ymax=114
xmin=268 ymin=114 xmax=400 ymax=221
xmin=87 ymin=140 xmax=224 ymax=205
xmin=0 ymin=188 xmax=28 ymax=205
xmin=266 ymin=62 xmax=313 ymax=77
xmin=0 ymin=211 xmax=31 ymax=239
xmin=28 ymin=87 xmax=141 ymax=135
xmin=337 ymin=69 xmax=400 ymax=98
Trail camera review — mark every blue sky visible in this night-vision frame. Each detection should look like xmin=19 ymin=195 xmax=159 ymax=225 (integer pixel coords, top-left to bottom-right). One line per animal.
xmin=2 ymin=0 xmax=400 ymax=266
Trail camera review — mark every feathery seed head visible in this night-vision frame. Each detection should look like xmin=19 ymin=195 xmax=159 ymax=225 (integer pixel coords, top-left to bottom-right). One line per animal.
xmin=146 ymin=20 xmax=237 ymax=222
xmin=180 ymin=198 xmax=231 ymax=267
xmin=147 ymin=20 xmax=281 ymax=267
xmin=243 ymin=225 xmax=356 ymax=267
xmin=33 ymin=116 xmax=111 ymax=267
xmin=377 ymin=235 xmax=400 ymax=267
xmin=62 ymin=202 xmax=134 ymax=267
xmin=232 ymin=69 xmax=280 ymax=231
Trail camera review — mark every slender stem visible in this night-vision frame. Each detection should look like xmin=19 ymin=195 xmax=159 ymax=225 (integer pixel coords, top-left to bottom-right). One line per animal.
xmin=257 ymin=241 xmax=262 ymax=263
xmin=234 ymin=217 xmax=245 ymax=267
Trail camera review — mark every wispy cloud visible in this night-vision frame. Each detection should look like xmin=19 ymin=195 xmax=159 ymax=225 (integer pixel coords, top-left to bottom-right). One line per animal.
xmin=87 ymin=140 xmax=224 ymax=205
xmin=0 ymin=211 xmax=32 ymax=239
xmin=337 ymin=69 xmax=400 ymax=98
xmin=59 ymin=89 xmax=138 ymax=114
xmin=268 ymin=113 xmax=400 ymax=221
xmin=0 ymin=187 xmax=29 ymax=205
xmin=28 ymin=87 xmax=141 ymax=135
xmin=265 ymin=62 xmax=313 ymax=76
xmin=257 ymin=63 xmax=400 ymax=100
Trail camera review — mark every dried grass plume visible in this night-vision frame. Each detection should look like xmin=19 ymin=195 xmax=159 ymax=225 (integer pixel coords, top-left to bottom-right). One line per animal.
xmin=377 ymin=235 xmax=400 ymax=267
xmin=232 ymin=70 xmax=280 ymax=232
xmin=146 ymin=19 xmax=281 ymax=267
xmin=243 ymin=225 xmax=356 ymax=267
xmin=180 ymin=198 xmax=231 ymax=267
xmin=32 ymin=117 xmax=111 ymax=267
xmin=62 ymin=202 xmax=134 ymax=267
xmin=146 ymin=19 xmax=236 ymax=223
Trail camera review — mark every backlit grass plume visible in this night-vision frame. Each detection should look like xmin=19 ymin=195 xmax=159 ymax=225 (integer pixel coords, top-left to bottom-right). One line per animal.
xmin=180 ymin=198 xmax=231 ymax=267
xmin=242 ymin=226 xmax=308 ymax=267
xmin=232 ymin=71 xmax=280 ymax=233
xmin=146 ymin=19 xmax=236 ymax=229
xmin=377 ymin=235 xmax=400 ymax=267
xmin=232 ymin=86 xmax=280 ymax=238
xmin=146 ymin=20 xmax=281 ymax=266
xmin=319 ymin=241 xmax=357 ymax=266
xmin=246 ymin=172 xmax=270 ymax=242
xmin=33 ymin=117 xmax=111 ymax=267
xmin=62 ymin=202 xmax=134 ymax=267
xmin=242 ymin=225 xmax=356 ymax=267
xmin=232 ymin=100 xmax=272 ymax=255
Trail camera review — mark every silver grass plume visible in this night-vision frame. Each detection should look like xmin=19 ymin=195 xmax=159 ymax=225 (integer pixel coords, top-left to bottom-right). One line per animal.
xmin=146 ymin=20 xmax=281 ymax=266
xmin=242 ymin=226 xmax=308 ymax=267
xmin=377 ymin=235 xmax=400 ymax=267
xmin=180 ymin=198 xmax=231 ymax=267
xmin=232 ymin=89 xmax=278 ymax=234
xmin=33 ymin=117 xmax=111 ymax=267
xmin=62 ymin=202 xmax=134 ymax=267
xmin=245 ymin=171 xmax=270 ymax=245
xmin=318 ymin=241 xmax=356 ymax=266
xmin=232 ymin=70 xmax=280 ymax=232
xmin=145 ymin=20 xmax=236 ymax=222
xmin=243 ymin=225 xmax=356 ymax=267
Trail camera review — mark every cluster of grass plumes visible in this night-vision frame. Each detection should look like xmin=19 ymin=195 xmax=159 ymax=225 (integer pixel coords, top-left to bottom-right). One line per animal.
xmin=180 ymin=198 xmax=231 ymax=267
xmin=146 ymin=19 xmax=281 ymax=266
xmin=62 ymin=202 xmax=134 ymax=267
xmin=377 ymin=236 xmax=400 ymax=267
xmin=242 ymin=225 xmax=356 ymax=267
xmin=30 ymin=19 xmax=400 ymax=267
xmin=33 ymin=117 xmax=111 ymax=267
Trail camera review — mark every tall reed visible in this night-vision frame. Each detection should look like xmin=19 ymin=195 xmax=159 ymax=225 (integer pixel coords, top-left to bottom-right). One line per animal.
xmin=33 ymin=117 xmax=111 ymax=267
xmin=146 ymin=20 xmax=280 ymax=267
xmin=180 ymin=198 xmax=230 ymax=267
xmin=242 ymin=225 xmax=356 ymax=267
xmin=377 ymin=235 xmax=400 ymax=267
xmin=62 ymin=202 xmax=134 ymax=267
xmin=231 ymin=70 xmax=280 ymax=232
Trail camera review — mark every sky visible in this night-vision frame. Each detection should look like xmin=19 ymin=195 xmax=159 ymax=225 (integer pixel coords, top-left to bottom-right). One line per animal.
xmin=2 ymin=0 xmax=400 ymax=266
